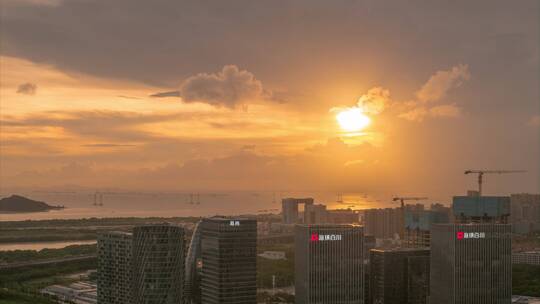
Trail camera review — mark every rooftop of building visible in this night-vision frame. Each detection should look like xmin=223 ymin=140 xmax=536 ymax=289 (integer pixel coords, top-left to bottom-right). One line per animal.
xmin=370 ymin=247 xmax=430 ymax=253
xmin=512 ymin=295 xmax=540 ymax=304
xmin=136 ymin=222 xmax=176 ymax=226
xmin=296 ymin=223 xmax=362 ymax=228
xmin=510 ymin=193 xmax=540 ymax=197
xmin=204 ymin=216 xmax=256 ymax=222
xmin=433 ymin=222 xmax=512 ymax=226
xmin=282 ymin=197 xmax=314 ymax=200
xmin=513 ymin=251 xmax=540 ymax=254
xmin=99 ymin=231 xmax=132 ymax=237
xmin=131 ymin=222 xmax=186 ymax=231
xmin=327 ymin=208 xmax=358 ymax=213
xmin=454 ymin=195 xmax=511 ymax=199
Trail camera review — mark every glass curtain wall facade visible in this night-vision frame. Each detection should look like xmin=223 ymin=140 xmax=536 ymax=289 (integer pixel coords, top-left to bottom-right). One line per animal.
xmin=430 ymin=223 xmax=511 ymax=304
xmin=295 ymin=224 xmax=364 ymax=304
xmin=200 ymin=218 xmax=257 ymax=304
xmin=97 ymin=231 xmax=133 ymax=304
xmin=132 ymin=224 xmax=185 ymax=304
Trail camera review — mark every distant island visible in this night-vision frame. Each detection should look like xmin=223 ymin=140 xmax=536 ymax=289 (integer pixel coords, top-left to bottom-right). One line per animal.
xmin=0 ymin=195 xmax=65 ymax=213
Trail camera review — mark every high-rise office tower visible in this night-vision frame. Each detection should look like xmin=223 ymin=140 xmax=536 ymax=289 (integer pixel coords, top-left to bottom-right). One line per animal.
xmin=510 ymin=193 xmax=540 ymax=234
xmin=327 ymin=209 xmax=360 ymax=224
xmin=430 ymin=223 xmax=511 ymax=304
xmin=364 ymin=263 xmax=372 ymax=304
xmin=364 ymin=235 xmax=376 ymax=262
xmin=430 ymin=196 xmax=512 ymax=304
xmin=97 ymin=231 xmax=133 ymax=304
xmin=363 ymin=208 xmax=401 ymax=239
xmin=200 ymin=218 xmax=257 ymax=304
xmin=370 ymin=248 xmax=430 ymax=304
xmin=295 ymin=224 xmax=364 ymax=304
xmin=185 ymin=221 xmax=203 ymax=304
xmin=132 ymin=224 xmax=185 ymax=304
xmin=304 ymin=204 xmax=327 ymax=224
xmin=282 ymin=198 xmax=314 ymax=224
xmin=406 ymin=254 xmax=431 ymax=304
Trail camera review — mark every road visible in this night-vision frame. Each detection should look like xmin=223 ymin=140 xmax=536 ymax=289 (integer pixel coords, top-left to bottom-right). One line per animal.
xmin=0 ymin=254 xmax=96 ymax=270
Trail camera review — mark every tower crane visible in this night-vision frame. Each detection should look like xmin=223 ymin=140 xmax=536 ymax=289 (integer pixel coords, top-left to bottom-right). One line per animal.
xmin=464 ymin=170 xmax=526 ymax=196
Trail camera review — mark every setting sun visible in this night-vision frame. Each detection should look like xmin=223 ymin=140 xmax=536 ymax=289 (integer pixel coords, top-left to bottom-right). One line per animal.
xmin=336 ymin=108 xmax=371 ymax=132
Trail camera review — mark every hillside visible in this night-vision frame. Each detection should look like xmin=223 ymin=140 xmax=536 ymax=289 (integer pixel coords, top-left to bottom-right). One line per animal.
xmin=0 ymin=195 xmax=64 ymax=213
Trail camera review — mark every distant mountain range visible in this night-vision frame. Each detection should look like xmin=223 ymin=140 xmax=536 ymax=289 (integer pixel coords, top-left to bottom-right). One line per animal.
xmin=0 ymin=195 xmax=65 ymax=213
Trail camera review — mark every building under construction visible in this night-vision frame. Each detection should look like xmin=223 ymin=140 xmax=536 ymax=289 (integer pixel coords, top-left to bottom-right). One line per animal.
xmin=403 ymin=204 xmax=450 ymax=248
xmin=452 ymin=195 xmax=510 ymax=223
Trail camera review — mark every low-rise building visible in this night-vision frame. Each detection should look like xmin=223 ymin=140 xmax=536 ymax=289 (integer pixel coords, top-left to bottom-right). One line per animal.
xmin=42 ymin=281 xmax=97 ymax=304
xmin=512 ymin=295 xmax=540 ymax=304
xmin=258 ymin=251 xmax=287 ymax=260
xmin=512 ymin=251 xmax=540 ymax=265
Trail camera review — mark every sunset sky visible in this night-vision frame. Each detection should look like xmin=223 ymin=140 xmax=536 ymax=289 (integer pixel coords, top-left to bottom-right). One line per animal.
xmin=1 ymin=0 xmax=539 ymax=201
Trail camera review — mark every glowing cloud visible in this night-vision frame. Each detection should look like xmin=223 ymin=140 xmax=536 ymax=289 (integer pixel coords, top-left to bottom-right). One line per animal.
xmin=357 ymin=87 xmax=391 ymax=115
xmin=416 ymin=64 xmax=470 ymax=103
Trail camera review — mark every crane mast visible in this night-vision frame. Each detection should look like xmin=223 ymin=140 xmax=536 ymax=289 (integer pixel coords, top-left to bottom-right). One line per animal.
xmin=464 ymin=170 xmax=526 ymax=196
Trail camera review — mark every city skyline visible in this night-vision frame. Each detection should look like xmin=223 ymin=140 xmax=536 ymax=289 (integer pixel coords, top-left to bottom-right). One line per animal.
xmin=1 ymin=1 xmax=539 ymax=303
xmin=2 ymin=193 xmax=540 ymax=303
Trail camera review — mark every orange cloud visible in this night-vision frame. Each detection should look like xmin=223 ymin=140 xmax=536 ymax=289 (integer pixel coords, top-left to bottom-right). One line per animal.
xmin=416 ymin=64 xmax=470 ymax=103
xmin=529 ymin=115 xmax=540 ymax=127
xmin=397 ymin=65 xmax=469 ymax=122
xmin=357 ymin=87 xmax=391 ymax=115
xmin=399 ymin=104 xmax=462 ymax=122
xmin=398 ymin=107 xmax=429 ymax=122
xmin=429 ymin=104 xmax=462 ymax=118
xmin=16 ymin=82 xmax=37 ymax=95
xmin=151 ymin=65 xmax=274 ymax=109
